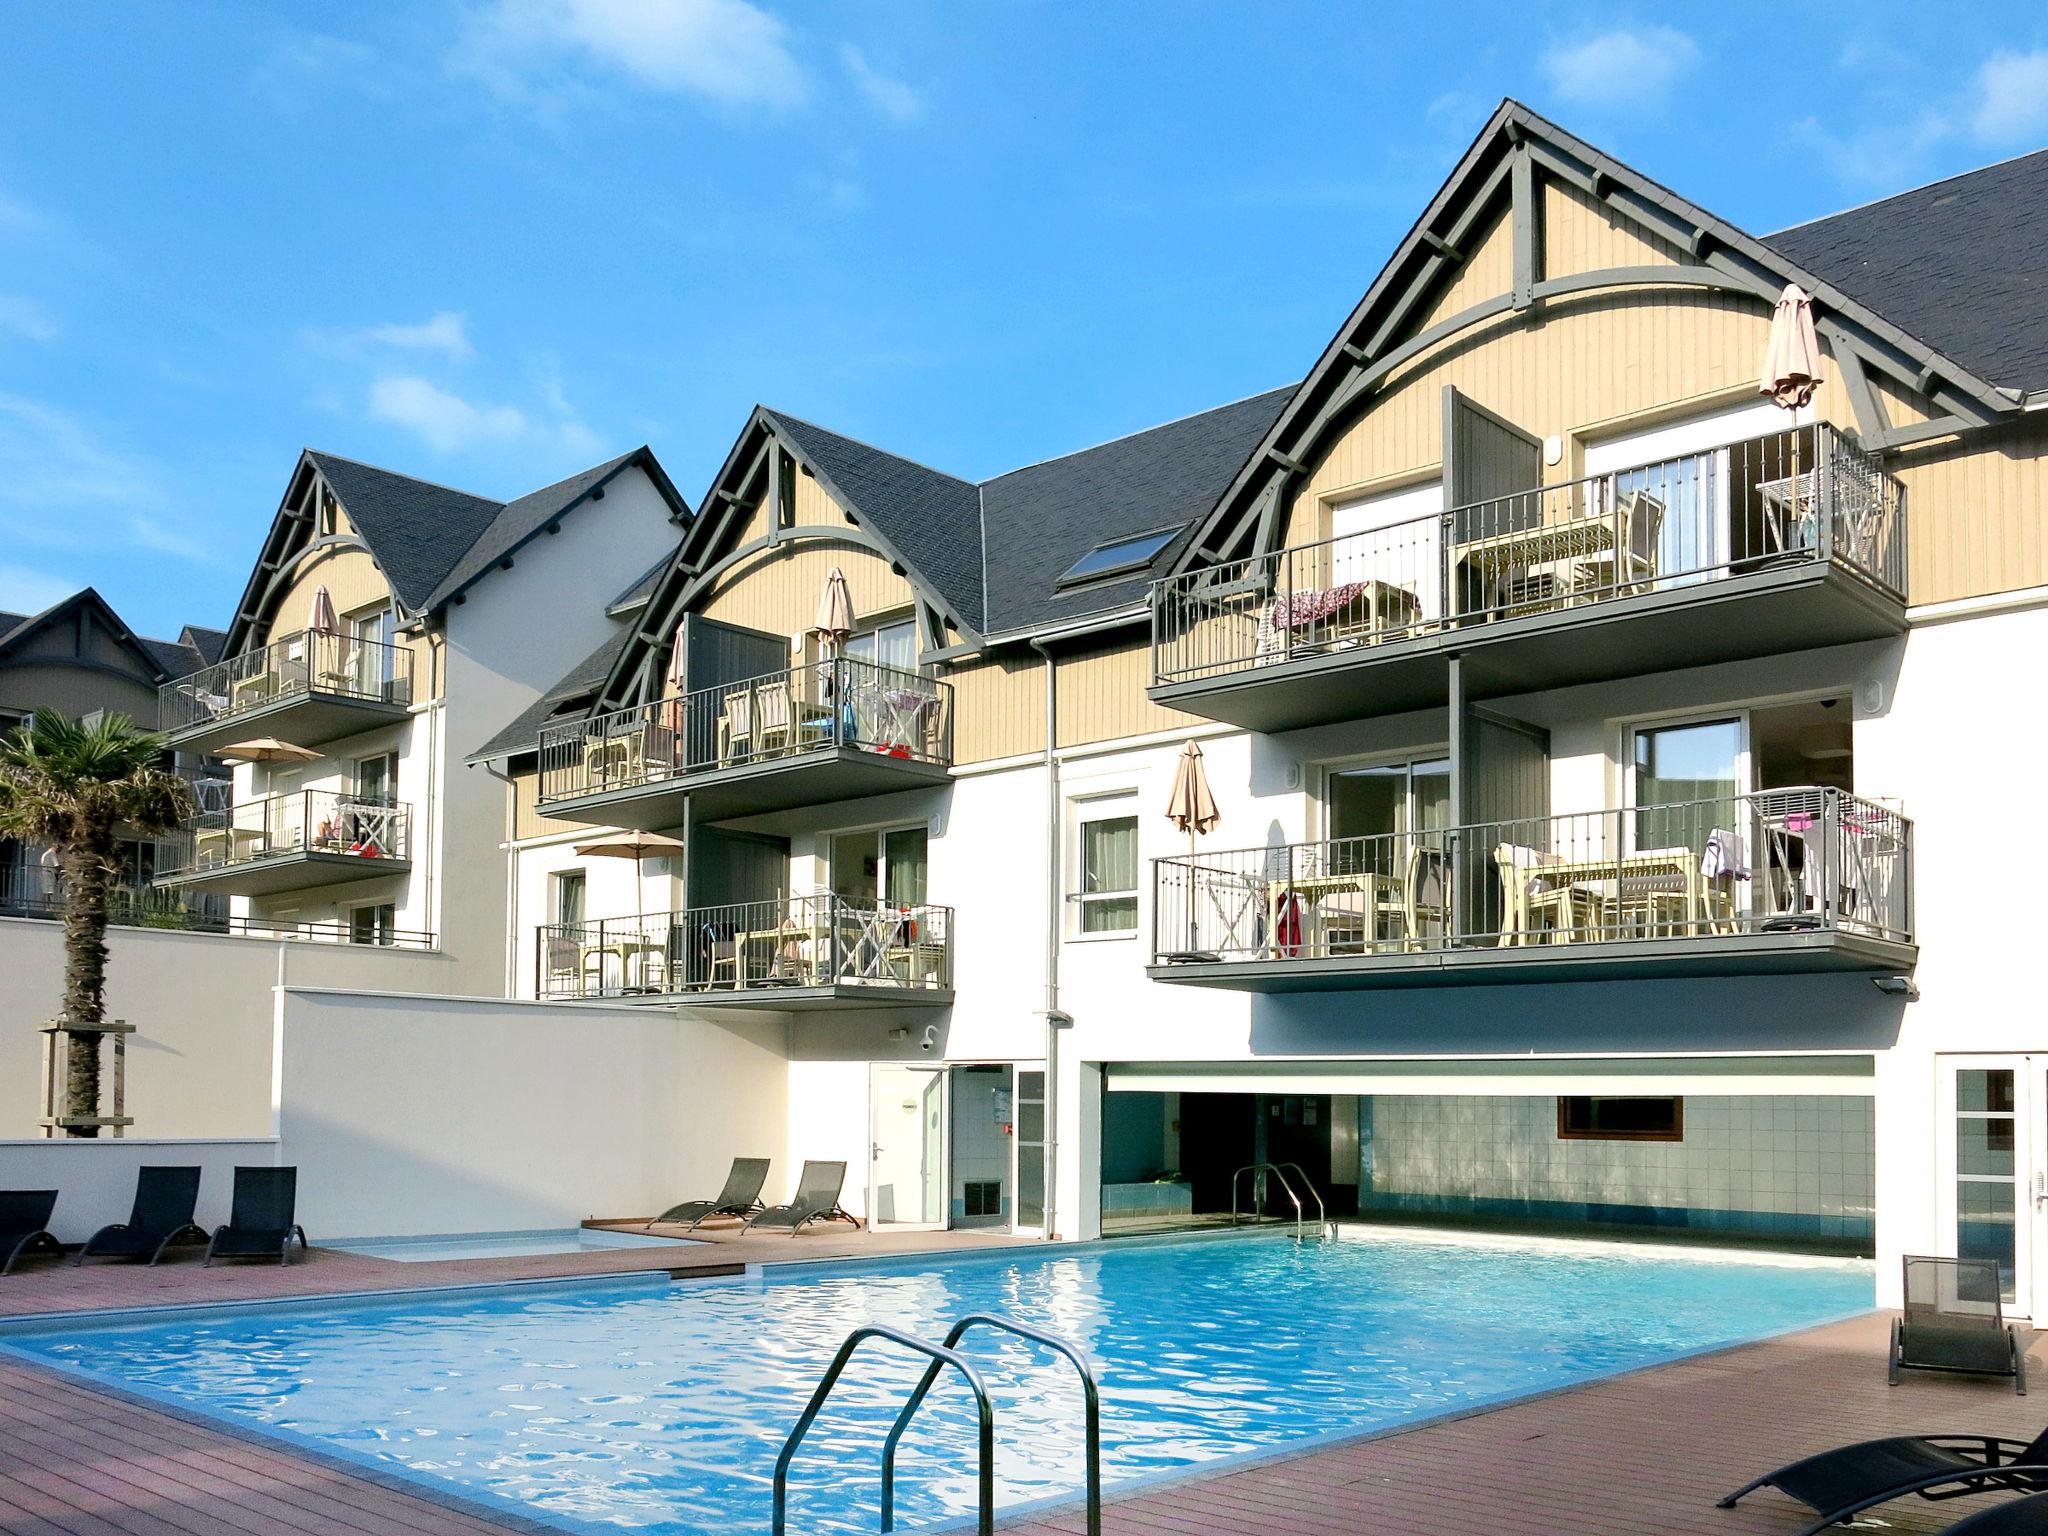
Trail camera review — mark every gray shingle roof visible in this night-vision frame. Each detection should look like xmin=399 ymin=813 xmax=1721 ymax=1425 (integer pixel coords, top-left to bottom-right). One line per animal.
xmin=761 ymin=411 xmax=988 ymax=632
xmin=469 ymin=624 xmax=632 ymax=763
xmin=978 ymin=387 xmax=1295 ymax=633
xmin=1768 ymin=148 xmax=2048 ymax=396
xmin=302 ymin=452 xmax=509 ymax=613
xmin=609 ymin=549 xmax=675 ymax=612
xmin=422 ymin=450 xmax=644 ymax=612
xmin=0 ymin=588 xmax=213 ymax=684
xmin=179 ymin=625 xmax=228 ymax=666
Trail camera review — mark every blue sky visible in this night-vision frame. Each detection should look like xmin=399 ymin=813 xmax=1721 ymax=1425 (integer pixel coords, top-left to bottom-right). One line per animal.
xmin=2 ymin=2 xmax=2044 ymax=638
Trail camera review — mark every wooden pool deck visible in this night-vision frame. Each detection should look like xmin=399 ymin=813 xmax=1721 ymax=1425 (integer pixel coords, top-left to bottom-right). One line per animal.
xmin=0 ymin=1233 xmax=2039 ymax=1536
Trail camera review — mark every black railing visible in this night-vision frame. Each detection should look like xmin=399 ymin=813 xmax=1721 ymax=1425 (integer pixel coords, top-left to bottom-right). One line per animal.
xmin=537 ymin=896 xmax=954 ymax=998
xmin=159 ymin=628 xmax=414 ymax=734
xmin=157 ymin=789 xmax=411 ymax=879
xmin=1152 ymin=424 xmax=1906 ymax=685
xmin=1153 ymin=786 xmax=1910 ymax=965
xmin=0 ymin=861 xmax=227 ymax=930
xmin=537 ymin=657 xmax=953 ymax=804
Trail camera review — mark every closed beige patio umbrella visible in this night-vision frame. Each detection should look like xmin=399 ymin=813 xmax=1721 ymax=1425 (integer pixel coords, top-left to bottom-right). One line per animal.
xmin=662 ymin=623 xmax=688 ymax=739
xmin=1760 ymin=283 xmax=1824 ymax=529
xmin=1165 ymin=740 xmax=1222 ymax=954
xmin=307 ymin=586 xmax=339 ymax=635
xmin=811 ymin=568 xmax=856 ymax=648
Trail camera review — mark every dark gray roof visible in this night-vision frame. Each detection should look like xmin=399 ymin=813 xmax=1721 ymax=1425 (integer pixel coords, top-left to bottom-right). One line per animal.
xmin=0 ymin=587 xmax=212 ymax=684
xmin=609 ymin=549 xmax=675 ymax=612
xmin=978 ymin=387 xmax=1295 ymax=633
xmin=762 ymin=410 xmax=988 ymax=631
xmin=421 ymin=450 xmax=640 ymax=611
xmin=1768 ymin=148 xmax=2048 ymax=396
xmin=0 ymin=611 xmax=26 ymax=640
xmin=469 ymin=624 xmax=632 ymax=763
xmin=303 ymin=452 xmax=509 ymax=613
xmin=179 ymin=625 xmax=229 ymax=666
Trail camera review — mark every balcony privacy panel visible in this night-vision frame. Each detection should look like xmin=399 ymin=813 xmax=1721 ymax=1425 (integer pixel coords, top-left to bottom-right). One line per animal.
xmin=689 ymin=826 xmax=790 ymax=908
xmin=684 ymin=615 xmax=790 ymax=698
xmin=1444 ymin=386 xmax=1544 ymax=543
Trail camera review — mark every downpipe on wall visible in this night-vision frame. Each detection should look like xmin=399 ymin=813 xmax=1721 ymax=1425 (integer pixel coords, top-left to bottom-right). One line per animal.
xmin=1032 ymin=640 xmax=1069 ymax=1241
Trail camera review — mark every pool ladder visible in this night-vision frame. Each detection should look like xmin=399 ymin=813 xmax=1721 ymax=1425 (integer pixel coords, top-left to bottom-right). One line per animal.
xmin=772 ymin=1313 xmax=1101 ymax=1536
xmin=1231 ymin=1161 xmax=1334 ymax=1242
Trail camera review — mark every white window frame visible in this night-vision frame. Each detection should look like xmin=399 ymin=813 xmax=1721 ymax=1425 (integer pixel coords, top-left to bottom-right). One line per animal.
xmin=551 ymin=868 xmax=586 ymax=929
xmin=346 ymin=899 xmax=398 ymax=947
xmin=1068 ymin=793 xmax=1140 ymax=941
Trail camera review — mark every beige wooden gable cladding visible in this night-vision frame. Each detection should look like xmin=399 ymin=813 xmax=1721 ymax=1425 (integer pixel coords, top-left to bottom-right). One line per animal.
xmin=692 ymin=471 xmax=919 ymax=641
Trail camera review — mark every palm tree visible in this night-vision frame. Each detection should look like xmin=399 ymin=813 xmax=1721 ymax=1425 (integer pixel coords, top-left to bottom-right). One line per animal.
xmin=0 ymin=713 xmax=192 ymax=1135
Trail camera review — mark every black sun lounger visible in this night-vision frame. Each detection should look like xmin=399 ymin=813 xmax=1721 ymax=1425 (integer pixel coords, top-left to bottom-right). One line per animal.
xmin=742 ymin=1160 xmax=859 ymax=1237
xmin=78 ymin=1166 xmax=207 ymax=1266
xmin=649 ymin=1157 xmax=771 ymax=1230
xmin=1720 ymin=1423 xmax=2048 ymax=1536
xmin=1892 ymin=1254 xmax=2026 ymax=1393
xmin=1945 ymin=1492 xmax=2048 ymax=1534
xmin=1 ymin=1190 xmax=61 ymax=1275
xmin=204 ymin=1166 xmax=308 ymax=1266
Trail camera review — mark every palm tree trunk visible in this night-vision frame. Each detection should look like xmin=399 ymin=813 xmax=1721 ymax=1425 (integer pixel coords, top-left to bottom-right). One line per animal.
xmin=59 ymin=836 xmax=112 ymax=1137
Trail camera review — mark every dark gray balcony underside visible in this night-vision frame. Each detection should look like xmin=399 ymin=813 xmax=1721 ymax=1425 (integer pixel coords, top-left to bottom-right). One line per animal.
xmin=1147 ymin=929 xmax=1917 ymax=992
xmin=159 ymin=852 xmax=412 ymax=898
xmin=164 ymin=692 xmax=411 ymax=756
xmin=1151 ymin=563 xmax=1906 ymax=733
xmin=540 ymin=747 xmax=953 ymax=829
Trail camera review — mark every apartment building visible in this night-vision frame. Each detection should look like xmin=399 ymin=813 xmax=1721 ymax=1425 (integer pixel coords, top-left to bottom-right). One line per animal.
xmin=150 ymin=446 xmax=687 ymax=989
xmin=0 ymin=587 xmax=229 ymax=925
xmin=474 ymin=102 xmax=2047 ymax=1309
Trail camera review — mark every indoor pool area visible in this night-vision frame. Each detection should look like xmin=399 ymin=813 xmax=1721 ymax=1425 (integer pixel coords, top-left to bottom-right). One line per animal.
xmin=0 ymin=1230 xmax=1873 ymax=1536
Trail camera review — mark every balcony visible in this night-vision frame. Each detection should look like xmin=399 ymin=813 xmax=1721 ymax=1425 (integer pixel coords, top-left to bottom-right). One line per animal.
xmin=537 ymin=657 xmax=954 ymax=828
xmin=156 ymin=789 xmax=412 ymax=897
xmin=159 ymin=630 xmax=414 ymax=755
xmin=2 ymin=859 xmax=226 ymax=931
xmin=537 ymin=895 xmax=954 ymax=1009
xmin=1150 ymin=426 xmax=1907 ymax=732
xmin=1149 ymin=787 xmax=1913 ymax=990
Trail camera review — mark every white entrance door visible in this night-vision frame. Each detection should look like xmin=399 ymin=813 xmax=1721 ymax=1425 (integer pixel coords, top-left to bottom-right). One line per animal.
xmin=1937 ymin=1056 xmax=2035 ymax=1314
xmin=869 ymin=1064 xmax=948 ymax=1229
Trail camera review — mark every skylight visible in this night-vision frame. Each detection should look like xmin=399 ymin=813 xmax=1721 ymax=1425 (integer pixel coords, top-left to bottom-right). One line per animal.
xmin=1057 ymin=528 xmax=1178 ymax=588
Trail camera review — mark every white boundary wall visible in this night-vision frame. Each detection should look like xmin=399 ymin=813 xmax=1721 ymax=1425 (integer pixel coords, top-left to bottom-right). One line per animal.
xmin=0 ymin=1138 xmax=279 ymax=1244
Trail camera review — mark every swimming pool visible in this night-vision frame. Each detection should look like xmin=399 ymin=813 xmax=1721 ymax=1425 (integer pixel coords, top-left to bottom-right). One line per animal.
xmin=3 ymin=1230 xmax=1871 ymax=1536
xmin=328 ymin=1228 xmax=692 ymax=1262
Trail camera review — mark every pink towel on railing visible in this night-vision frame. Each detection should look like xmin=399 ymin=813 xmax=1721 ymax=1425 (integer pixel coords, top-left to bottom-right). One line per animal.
xmin=1271 ymin=583 xmax=1368 ymax=630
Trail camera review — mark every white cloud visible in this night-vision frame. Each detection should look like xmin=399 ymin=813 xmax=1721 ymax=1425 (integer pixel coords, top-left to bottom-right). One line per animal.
xmin=463 ymin=0 xmax=808 ymax=110
xmin=0 ymin=294 xmax=57 ymax=343
xmin=368 ymin=373 xmax=599 ymax=457
xmin=838 ymin=43 xmax=920 ymax=123
xmin=365 ymin=311 xmax=474 ymax=361
xmin=0 ymin=562 xmax=75 ymax=615
xmin=1542 ymin=27 xmax=1700 ymax=105
xmin=1972 ymin=50 xmax=2048 ymax=143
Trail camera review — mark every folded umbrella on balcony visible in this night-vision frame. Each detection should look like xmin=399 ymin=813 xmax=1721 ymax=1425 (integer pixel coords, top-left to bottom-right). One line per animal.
xmin=1761 ymin=283 xmax=1824 ymax=519
xmin=308 ymin=586 xmax=339 ymax=635
xmin=1164 ymin=740 xmax=1222 ymax=955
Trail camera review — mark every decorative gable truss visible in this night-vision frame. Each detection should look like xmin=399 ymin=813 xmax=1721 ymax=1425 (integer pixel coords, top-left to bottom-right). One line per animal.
xmin=221 ymin=455 xmax=377 ymax=657
xmin=1180 ymin=100 xmax=2024 ymax=571
xmin=597 ymin=406 xmax=978 ymax=712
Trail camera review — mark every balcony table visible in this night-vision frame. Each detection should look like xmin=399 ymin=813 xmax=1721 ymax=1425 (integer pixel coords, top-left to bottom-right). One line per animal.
xmin=580 ymin=937 xmax=666 ymax=994
xmin=1449 ymin=516 xmax=1618 ymax=620
xmin=1508 ymin=847 xmax=1705 ymax=943
xmin=1265 ymin=870 xmax=1405 ymax=958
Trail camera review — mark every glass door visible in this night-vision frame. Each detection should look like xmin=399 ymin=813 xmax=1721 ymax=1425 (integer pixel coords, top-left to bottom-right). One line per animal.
xmin=869 ymin=1064 xmax=948 ymax=1229
xmin=1629 ymin=715 xmax=1746 ymax=861
xmin=1938 ymin=1057 xmax=2031 ymax=1311
xmin=1014 ymin=1068 xmax=1047 ymax=1235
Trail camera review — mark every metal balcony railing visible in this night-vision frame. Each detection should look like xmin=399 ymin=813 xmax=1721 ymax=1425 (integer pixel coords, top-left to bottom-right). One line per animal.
xmin=158 ymin=629 xmax=414 ymax=734
xmin=1151 ymin=424 xmax=1906 ymax=686
xmin=0 ymin=859 xmax=228 ymax=930
xmin=537 ymin=895 xmax=954 ymax=999
xmin=156 ymin=789 xmax=411 ymax=878
xmin=537 ymin=657 xmax=954 ymax=805
xmin=1152 ymin=786 xmax=1910 ymax=966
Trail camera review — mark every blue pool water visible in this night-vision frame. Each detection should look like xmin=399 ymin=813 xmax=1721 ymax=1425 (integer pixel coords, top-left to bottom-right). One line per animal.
xmin=3 ymin=1232 xmax=1871 ymax=1536
xmin=329 ymin=1228 xmax=692 ymax=1262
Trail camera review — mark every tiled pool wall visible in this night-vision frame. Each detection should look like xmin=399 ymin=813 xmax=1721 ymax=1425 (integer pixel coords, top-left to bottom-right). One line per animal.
xmin=1359 ymin=1094 xmax=1876 ymax=1243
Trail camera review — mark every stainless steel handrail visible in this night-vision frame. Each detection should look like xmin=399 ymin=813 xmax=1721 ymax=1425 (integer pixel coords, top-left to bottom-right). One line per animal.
xmin=772 ymin=1324 xmax=994 ymax=1536
xmin=1230 ymin=1161 xmax=1327 ymax=1241
xmin=880 ymin=1314 xmax=1101 ymax=1536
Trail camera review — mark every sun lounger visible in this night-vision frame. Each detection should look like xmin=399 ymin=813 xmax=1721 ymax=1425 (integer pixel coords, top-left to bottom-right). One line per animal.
xmin=648 ymin=1157 xmax=771 ymax=1230
xmin=1 ymin=1190 xmax=61 ymax=1275
xmin=1946 ymin=1492 xmax=2048 ymax=1533
xmin=78 ymin=1166 xmax=207 ymax=1266
xmin=1892 ymin=1254 xmax=2026 ymax=1393
xmin=204 ymin=1166 xmax=308 ymax=1266
xmin=742 ymin=1160 xmax=859 ymax=1237
xmin=1719 ymin=1422 xmax=2048 ymax=1536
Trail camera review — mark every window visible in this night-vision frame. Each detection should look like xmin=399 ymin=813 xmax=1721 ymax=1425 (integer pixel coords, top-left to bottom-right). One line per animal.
xmin=1557 ymin=1096 xmax=1684 ymax=1141
xmin=776 ymin=450 xmax=797 ymax=529
xmin=348 ymin=902 xmax=397 ymax=947
xmin=553 ymin=869 xmax=586 ymax=929
xmin=1075 ymin=808 xmax=1138 ymax=934
xmin=354 ymin=752 xmax=398 ymax=806
xmin=1630 ymin=716 xmax=1744 ymax=858
xmin=1057 ymin=528 xmax=1179 ymax=588
xmin=843 ymin=617 xmax=919 ymax=676
xmin=348 ymin=605 xmax=395 ymax=695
